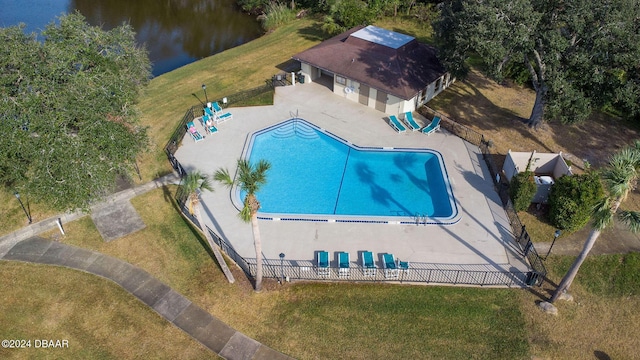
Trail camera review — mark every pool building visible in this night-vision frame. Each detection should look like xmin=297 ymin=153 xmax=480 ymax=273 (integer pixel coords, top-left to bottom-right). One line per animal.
xmin=293 ymin=25 xmax=453 ymax=116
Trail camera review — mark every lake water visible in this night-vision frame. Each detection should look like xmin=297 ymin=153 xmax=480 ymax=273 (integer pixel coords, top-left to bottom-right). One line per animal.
xmin=0 ymin=0 xmax=263 ymax=76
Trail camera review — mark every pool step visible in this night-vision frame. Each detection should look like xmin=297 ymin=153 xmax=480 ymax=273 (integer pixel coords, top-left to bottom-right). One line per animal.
xmin=271 ymin=121 xmax=319 ymax=139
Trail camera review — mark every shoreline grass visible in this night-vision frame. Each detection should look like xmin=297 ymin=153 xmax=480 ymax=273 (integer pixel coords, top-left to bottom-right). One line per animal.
xmin=135 ymin=17 xmax=327 ymax=182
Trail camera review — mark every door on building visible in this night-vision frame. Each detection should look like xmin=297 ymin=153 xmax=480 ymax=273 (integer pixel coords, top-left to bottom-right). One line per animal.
xmin=359 ymin=85 xmax=370 ymax=105
xmin=375 ymin=90 xmax=387 ymax=112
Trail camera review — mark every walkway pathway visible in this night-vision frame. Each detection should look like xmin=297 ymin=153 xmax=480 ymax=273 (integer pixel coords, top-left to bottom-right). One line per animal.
xmin=0 ymin=173 xmax=292 ymax=360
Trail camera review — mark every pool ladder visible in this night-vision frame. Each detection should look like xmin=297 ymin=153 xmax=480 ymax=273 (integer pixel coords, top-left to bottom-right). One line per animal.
xmin=415 ymin=213 xmax=428 ymax=226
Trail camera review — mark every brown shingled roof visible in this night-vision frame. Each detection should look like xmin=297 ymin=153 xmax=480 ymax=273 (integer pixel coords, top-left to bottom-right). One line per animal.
xmin=292 ymin=26 xmax=446 ymax=100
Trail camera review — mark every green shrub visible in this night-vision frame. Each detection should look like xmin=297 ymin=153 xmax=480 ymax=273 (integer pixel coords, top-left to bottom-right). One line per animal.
xmin=509 ymin=171 xmax=536 ymax=211
xmin=261 ymin=2 xmax=296 ymax=31
xmin=548 ymin=172 xmax=603 ymax=232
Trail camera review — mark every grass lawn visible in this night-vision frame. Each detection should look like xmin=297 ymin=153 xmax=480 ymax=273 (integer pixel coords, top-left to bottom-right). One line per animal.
xmin=5 ymin=186 xmax=640 ymax=359
xmin=30 ymin=188 xmax=529 ymax=359
xmin=0 ymin=262 xmax=215 ymax=360
xmin=521 ymin=254 xmax=640 ymax=359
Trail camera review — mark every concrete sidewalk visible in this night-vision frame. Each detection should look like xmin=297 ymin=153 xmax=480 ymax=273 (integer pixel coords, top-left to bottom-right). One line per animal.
xmin=0 ymin=173 xmax=292 ymax=359
xmin=0 ymin=173 xmax=182 ymax=257
xmin=1 ymin=237 xmax=291 ymax=360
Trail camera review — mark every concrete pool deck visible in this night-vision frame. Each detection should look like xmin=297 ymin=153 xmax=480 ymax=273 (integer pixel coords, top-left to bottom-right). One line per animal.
xmin=174 ymin=82 xmax=528 ymax=274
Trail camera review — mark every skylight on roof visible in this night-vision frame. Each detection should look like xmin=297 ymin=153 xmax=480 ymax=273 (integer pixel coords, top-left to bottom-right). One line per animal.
xmin=350 ymin=25 xmax=414 ymax=49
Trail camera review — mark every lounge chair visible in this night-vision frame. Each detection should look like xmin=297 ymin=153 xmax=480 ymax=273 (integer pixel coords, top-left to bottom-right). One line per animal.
xmin=317 ymin=251 xmax=330 ymax=276
xmin=404 ymin=112 xmax=421 ymax=131
xmin=338 ymin=252 xmax=350 ymax=277
xmin=421 ymin=116 xmax=441 ymax=135
xmin=362 ymin=251 xmax=376 ymax=276
xmin=389 ymin=115 xmax=406 ymax=133
xmin=204 ymin=106 xmax=214 ymax=118
xmin=215 ymin=112 xmax=233 ymax=124
xmin=201 ymin=115 xmax=218 ymax=134
xmin=186 ymin=121 xmax=204 ymax=142
xmin=399 ymin=260 xmax=409 ymax=273
xmin=383 ymin=253 xmax=398 ymax=279
xmin=212 ymin=101 xmax=223 ymax=113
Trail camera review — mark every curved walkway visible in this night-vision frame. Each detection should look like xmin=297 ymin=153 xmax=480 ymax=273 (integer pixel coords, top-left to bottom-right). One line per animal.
xmin=1 ymin=237 xmax=291 ymax=360
xmin=0 ymin=173 xmax=291 ymax=360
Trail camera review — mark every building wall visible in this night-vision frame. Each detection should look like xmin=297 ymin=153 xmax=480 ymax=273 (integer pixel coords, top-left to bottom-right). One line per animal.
xmin=298 ymin=63 xmax=450 ymax=116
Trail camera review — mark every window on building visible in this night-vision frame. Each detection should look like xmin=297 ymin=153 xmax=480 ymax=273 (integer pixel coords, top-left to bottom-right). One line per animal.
xmin=336 ymin=75 xmax=346 ymax=85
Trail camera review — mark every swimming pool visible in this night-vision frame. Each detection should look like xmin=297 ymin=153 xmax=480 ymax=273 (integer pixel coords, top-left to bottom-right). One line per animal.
xmin=241 ymin=119 xmax=458 ymax=224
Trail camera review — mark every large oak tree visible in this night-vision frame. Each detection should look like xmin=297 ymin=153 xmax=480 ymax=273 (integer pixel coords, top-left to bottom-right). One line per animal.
xmin=433 ymin=0 xmax=640 ymax=127
xmin=0 ymin=13 xmax=151 ymax=210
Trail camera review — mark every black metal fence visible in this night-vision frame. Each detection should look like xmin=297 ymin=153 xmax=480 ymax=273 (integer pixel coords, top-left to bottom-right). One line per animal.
xmin=164 ymin=85 xmax=547 ymax=287
xmin=252 ymin=259 xmax=531 ymax=287
xmin=163 ymin=83 xmax=276 ymax=174
xmin=419 ymin=107 xmax=547 ymax=285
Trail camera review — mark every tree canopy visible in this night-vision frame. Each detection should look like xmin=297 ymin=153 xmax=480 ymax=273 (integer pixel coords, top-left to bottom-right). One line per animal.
xmin=434 ymin=0 xmax=640 ymax=127
xmin=0 ymin=13 xmax=151 ymax=210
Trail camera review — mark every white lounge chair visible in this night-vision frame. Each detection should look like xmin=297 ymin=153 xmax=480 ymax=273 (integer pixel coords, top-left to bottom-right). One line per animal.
xmin=338 ymin=252 xmax=350 ymax=277
xmin=383 ymin=253 xmax=398 ymax=279
xmin=200 ymin=115 xmax=218 ymax=134
xmin=399 ymin=260 xmax=409 ymax=274
xmin=389 ymin=115 xmax=406 ymax=133
xmin=317 ymin=251 xmax=330 ymax=276
xmin=422 ymin=116 xmax=441 ymax=135
xmin=404 ymin=112 xmax=421 ymax=131
xmin=186 ymin=121 xmax=204 ymax=142
xmin=362 ymin=251 xmax=376 ymax=276
xmin=215 ymin=112 xmax=233 ymax=124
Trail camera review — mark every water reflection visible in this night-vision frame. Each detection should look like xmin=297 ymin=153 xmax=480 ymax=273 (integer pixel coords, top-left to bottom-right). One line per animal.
xmin=0 ymin=0 xmax=262 ymax=76
xmin=73 ymin=0 xmax=262 ymax=75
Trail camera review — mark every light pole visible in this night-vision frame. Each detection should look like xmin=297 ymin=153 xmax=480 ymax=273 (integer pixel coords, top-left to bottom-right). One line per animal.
xmin=202 ymin=84 xmax=209 ymax=105
xmin=279 ymin=253 xmax=285 ymax=283
xmin=544 ymin=229 xmax=562 ymax=260
xmin=14 ymin=191 xmax=32 ymax=224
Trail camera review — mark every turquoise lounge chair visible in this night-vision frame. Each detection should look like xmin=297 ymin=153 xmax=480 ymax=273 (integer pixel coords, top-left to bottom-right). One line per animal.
xmin=317 ymin=251 xmax=329 ymax=276
xmin=186 ymin=121 xmax=204 ymax=142
xmin=421 ymin=116 xmax=441 ymax=135
xmin=212 ymin=101 xmax=223 ymax=113
xmin=338 ymin=252 xmax=350 ymax=277
xmin=404 ymin=112 xmax=421 ymax=131
xmin=204 ymin=106 xmax=214 ymax=118
xmin=389 ymin=115 xmax=406 ymax=133
xmin=362 ymin=251 xmax=376 ymax=276
xmin=383 ymin=253 xmax=398 ymax=279
xmin=201 ymin=115 xmax=218 ymax=134
xmin=399 ymin=260 xmax=409 ymax=273
xmin=215 ymin=112 xmax=233 ymax=123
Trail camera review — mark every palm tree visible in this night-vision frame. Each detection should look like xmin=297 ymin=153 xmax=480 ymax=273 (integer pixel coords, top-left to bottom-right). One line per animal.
xmin=549 ymin=142 xmax=640 ymax=303
xmin=214 ymin=159 xmax=271 ymax=292
xmin=180 ymin=171 xmax=235 ymax=283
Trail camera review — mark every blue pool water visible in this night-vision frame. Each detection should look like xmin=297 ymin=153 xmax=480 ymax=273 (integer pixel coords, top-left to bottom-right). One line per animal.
xmin=242 ymin=119 xmax=457 ymax=222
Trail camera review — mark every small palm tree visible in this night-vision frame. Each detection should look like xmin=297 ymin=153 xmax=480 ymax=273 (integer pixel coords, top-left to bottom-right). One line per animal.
xmin=180 ymin=171 xmax=234 ymax=283
xmin=215 ymin=159 xmax=270 ymax=292
xmin=549 ymin=142 xmax=640 ymax=303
